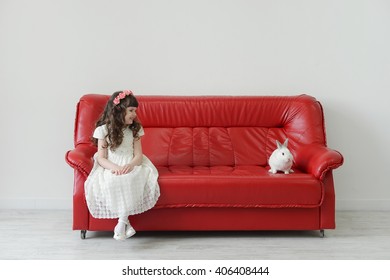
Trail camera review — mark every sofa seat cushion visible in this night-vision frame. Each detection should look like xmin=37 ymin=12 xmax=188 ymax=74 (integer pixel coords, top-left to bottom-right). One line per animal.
xmin=154 ymin=166 xmax=323 ymax=209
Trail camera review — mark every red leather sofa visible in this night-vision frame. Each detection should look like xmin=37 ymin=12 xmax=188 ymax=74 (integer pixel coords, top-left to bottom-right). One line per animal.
xmin=65 ymin=94 xmax=343 ymax=238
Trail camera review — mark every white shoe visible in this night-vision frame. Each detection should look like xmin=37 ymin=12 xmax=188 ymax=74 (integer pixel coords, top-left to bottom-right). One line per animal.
xmin=113 ymin=220 xmax=126 ymax=241
xmin=125 ymin=222 xmax=136 ymax=238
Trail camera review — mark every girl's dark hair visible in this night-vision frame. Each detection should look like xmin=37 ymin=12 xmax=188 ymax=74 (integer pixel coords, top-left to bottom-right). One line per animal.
xmin=93 ymin=90 xmax=142 ymax=150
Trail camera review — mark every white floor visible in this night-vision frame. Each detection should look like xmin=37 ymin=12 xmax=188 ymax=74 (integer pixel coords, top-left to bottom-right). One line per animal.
xmin=0 ymin=210 xmax=389 ymax=260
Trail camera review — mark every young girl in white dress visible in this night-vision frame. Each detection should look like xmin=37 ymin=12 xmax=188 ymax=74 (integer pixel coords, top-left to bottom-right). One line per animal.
xmin=85 ymin=90 xmax=160 ymax=240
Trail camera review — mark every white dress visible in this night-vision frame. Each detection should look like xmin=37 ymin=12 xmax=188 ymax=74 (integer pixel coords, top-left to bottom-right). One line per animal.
xmin=85 ymin=125 xmax=160 ymax=219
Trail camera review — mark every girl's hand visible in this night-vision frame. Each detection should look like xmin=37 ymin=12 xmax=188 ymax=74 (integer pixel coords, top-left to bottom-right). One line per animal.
xmin=111 ymin=169 xmax=122 ymax=175
xmin=121 ymin=164 xmax=134 ymax=174
xmin=111 ymin=164 xmax=134 ymax=175
xmin=110 ymin=165 xmax=124 ymax=175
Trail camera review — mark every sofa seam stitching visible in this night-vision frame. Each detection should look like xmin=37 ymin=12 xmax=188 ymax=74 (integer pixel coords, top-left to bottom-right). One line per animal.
xmin=167 ymin=127 xmax=174 ymax=168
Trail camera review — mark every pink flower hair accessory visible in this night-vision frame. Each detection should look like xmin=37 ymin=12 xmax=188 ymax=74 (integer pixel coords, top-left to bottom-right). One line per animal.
xmin=113 ymin=90 xmax=133 ymax=105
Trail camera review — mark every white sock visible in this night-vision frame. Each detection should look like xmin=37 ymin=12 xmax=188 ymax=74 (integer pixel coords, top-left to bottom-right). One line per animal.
xmin=115 ymin=216 xmax=128 ymax=234
xmin=119 ymin=216 xmax=128 ymax=224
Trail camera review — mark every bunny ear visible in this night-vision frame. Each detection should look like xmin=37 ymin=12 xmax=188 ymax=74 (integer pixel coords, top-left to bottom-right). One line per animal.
xmin=283 ymin=138 xmax=289 ymax=147
xmin=276 ymin=140 xmax=282 ymax=149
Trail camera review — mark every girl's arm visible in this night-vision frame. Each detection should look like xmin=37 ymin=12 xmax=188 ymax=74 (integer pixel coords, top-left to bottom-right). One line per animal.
xmin=131 ymin=137 xmax=143 ymax=166
xmin=96 ymin=139 xmax=121 ymax=171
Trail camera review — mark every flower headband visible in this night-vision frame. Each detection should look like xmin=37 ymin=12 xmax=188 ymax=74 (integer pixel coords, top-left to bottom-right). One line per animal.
xmin=113 ymin=90 xmax=133 ymax=105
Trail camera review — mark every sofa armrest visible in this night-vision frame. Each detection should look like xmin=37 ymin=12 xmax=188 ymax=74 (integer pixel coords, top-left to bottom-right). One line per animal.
xmin=65 ymin=144 xmax=96 ymax=177
xmin=294 ymin=144 xmax=344 ymax=180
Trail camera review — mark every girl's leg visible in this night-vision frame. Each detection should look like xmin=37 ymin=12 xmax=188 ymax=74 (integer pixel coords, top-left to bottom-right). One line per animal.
xmin=114 ymin=215 xmax=135 ymax=240
xmin=113 ymin=217 xmax=126 ymax=241
xmin=121 ymin=216 xmax=136 ymax=238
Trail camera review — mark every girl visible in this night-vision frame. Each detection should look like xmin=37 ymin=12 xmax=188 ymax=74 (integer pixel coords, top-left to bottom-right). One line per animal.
xmin=85 ymin=90 xmax=160 ymax=240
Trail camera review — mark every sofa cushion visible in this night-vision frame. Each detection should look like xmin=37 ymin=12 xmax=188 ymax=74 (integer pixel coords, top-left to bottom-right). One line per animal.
xmin=154 ymin=166 xmax=323 ymax=209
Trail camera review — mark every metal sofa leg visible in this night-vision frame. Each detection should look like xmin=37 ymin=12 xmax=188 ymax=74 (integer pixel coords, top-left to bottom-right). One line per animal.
xmin=320 ymin=229 xmax=325 ymax=238
xmin=81 ymin=230 xmax=87 ymax=239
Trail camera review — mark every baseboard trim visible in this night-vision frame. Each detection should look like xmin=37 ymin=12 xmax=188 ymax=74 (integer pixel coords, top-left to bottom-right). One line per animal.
xmin=0 ymin=198 xmax=389 ymax=211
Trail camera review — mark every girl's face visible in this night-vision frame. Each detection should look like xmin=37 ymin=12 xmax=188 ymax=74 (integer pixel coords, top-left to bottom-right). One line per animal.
xmin=124 ymin=107 xmax=137 ymax=125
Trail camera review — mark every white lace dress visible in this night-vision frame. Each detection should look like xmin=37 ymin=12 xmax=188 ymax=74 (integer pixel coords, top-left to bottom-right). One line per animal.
xmin=85 ymin=125 xmax=160 ymax=219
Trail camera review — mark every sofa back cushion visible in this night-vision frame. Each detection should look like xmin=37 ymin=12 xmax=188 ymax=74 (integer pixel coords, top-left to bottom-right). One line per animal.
xmin=74 ymin=94 xmax=326 ymax=167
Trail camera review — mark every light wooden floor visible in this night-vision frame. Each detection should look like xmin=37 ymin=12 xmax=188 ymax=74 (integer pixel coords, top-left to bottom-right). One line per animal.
xmin=0 ymin=210 xmax=389 ymax=260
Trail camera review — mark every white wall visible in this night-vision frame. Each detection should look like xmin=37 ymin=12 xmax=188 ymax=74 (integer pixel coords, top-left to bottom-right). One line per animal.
xmin=1 ymin=0 xmax=389 ymax=210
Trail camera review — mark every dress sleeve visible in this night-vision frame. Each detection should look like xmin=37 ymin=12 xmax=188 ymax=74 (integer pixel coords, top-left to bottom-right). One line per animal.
xmin=137 ymin=126 xmax=145 ymax=138
xmin=93 ymin=125 xmax=108 ymax=140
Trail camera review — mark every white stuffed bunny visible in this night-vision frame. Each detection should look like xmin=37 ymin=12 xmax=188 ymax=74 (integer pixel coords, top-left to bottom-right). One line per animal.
xmin=268 ymin=139 xmax=294 ymax=174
